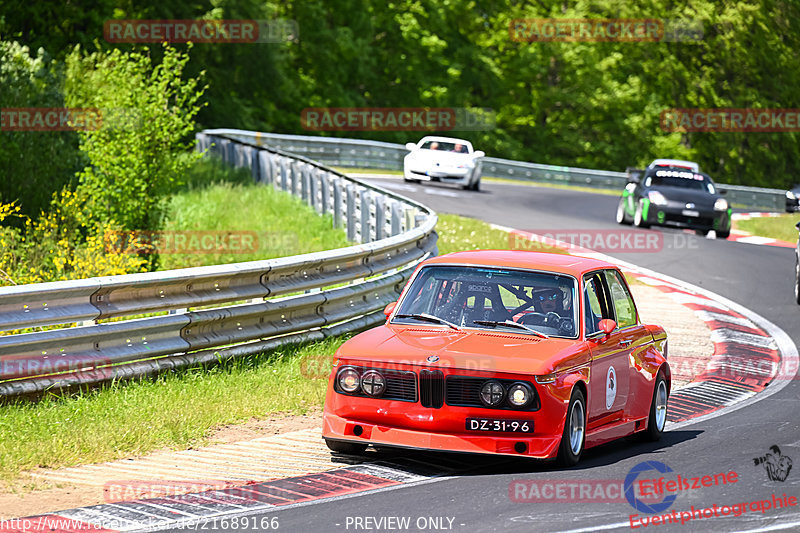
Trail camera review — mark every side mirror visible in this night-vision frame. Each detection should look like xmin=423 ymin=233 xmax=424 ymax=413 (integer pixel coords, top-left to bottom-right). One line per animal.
xmin=795 ymin=221 xmax=800 ymax=230
xmin=405 ymin=142 xmax=417 ymax=151
xmin=626 ymin=167 xmax=643 ymax=184
xmin=384 ymin=301 xmax=397 ymax=318
xmin=598 ymin=319 xmax=617 ymax=335
xmin=473 ymin=150 xmax=485 ymax=158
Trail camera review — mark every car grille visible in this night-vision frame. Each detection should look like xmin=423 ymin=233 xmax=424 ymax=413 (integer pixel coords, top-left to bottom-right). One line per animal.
xmin=446 ymin=376 xmax=540 ymax=411
xmin=419 ymin=369 xmax=445 ymax=408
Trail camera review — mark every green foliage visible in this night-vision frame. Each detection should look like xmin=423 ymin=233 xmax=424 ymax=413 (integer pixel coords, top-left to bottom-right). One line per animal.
xmin=4 ymin=0 xmax=800 ymax=189
xmin=64 ymin=44 xmax=207 ymax=231
xmin=0 ymin=41 xmax=82 ymax=222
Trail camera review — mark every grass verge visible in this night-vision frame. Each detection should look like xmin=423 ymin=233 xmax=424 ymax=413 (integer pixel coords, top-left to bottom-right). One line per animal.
xmin=733 ymin=213 xmax=799 ymax=243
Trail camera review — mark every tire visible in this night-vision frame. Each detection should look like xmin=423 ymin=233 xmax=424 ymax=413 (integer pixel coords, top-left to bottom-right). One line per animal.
xmin=717 ymin=229 xmax=730 ymax=239
xmin=616 ymin=198 xmax=632 ymax=225
xmin=795 ymin=253 xmax=800 ymax=305
xmin=557 ymin=388 xmax=586 ymax=466
xmin=325 ymin=438 xmax=368 ymax=455
xmin=633 ymin=201 xmax=650 ymax=229
xmin=471 ymin=179 xmax=481 ymax=191
xmin=644 ymin=373 xmax=668 ymax=441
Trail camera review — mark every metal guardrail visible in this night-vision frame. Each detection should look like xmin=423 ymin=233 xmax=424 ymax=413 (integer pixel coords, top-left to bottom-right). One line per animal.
xmin=0 ymin=131 xmax=438 ymax=397
xmin=237 ymin=131 xmax=786 ymax=212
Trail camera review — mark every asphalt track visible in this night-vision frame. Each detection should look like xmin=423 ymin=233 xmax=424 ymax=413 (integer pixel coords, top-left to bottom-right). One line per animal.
xmin=165 ymin=178 xmax=800 ymax=533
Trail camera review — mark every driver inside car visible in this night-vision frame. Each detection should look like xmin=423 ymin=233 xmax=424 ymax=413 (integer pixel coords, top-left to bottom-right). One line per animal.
xmin=534 ymin=287 xmax=563 ymax=315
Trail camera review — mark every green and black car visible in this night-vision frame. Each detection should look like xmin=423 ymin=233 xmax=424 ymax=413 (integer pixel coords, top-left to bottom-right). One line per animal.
xmin=616 ymin=164 xmax=732 ymax=239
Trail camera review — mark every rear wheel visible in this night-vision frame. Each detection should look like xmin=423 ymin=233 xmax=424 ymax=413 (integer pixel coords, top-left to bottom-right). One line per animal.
xmin=795 ymin=253 xmax=800 ymax=305
xmin=633 ymin=201 xmax=650 ymax=229
xmin=616 ymin=198 xmax=632 ymax=225
xmin=325 ymin=439 xmax=368 ymax=455
xmin=644 ymin=373 xmax=668 ymax=441
xmin=557 ymin=388 xmax=586 ymax=466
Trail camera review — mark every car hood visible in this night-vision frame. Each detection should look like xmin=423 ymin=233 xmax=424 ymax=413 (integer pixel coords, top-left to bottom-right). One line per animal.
xmin=407 ymin=150 xmax=475 ymax=167
xmin=649 ymin=186 xmax=719 ymax=207
xmin=335 ymin=324 xmax=589 ymax=376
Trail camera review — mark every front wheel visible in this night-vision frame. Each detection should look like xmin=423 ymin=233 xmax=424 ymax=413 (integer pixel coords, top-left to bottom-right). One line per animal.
xmin=616 ymin=198 xmax=632 ymax=225
xmin=325 ymin=439 xmax=368 ymax=455
xmin=557 ymin=388 xmax=586 ymax=466
xmin=716 ymin=229 xmax=730 ymax=239
xmin=633 ymin=201 xmax=650 ymax=229
xmin=644 ymin=373 xmax=668 ymax=441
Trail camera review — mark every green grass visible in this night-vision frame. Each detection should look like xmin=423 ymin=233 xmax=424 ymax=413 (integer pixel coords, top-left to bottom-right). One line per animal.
xmin=157 ymin=161 xmax=349 ymax=270
xmin=0 ymin=338 xmax=343 ymax=485
xmin=734 ymin=213 xmax=800 ymax=243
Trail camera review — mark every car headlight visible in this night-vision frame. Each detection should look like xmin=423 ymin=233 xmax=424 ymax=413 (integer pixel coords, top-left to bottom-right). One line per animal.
xmin=360 ymin=370 xmax=386 ymax=397
xmin=648 ymin=191 xmax=668 ymax=206
xmin=337 ymin=367 xmax=360 ymax=393
xmin=787 ymin=191 xmax=796 ymax=200
xmin=507 ymin=382 xmax=534 ymax=408
xmin=479 ymin=380 xmax=505 ymax=407
xmin=714 ymin=198 xmax=729 ymax=211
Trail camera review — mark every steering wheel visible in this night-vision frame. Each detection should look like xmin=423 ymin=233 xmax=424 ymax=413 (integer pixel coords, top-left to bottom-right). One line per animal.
xmin=543 ymin=312 xmax=562 ymax=327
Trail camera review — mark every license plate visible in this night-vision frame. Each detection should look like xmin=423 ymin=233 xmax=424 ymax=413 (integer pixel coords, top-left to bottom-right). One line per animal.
xmin=465 ymin=418 xmax=533 ymax=433
xmin=682 ymin=209 xmax=700 ymax=217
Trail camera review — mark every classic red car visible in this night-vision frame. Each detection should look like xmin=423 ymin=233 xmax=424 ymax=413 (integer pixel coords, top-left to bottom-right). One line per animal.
xmin=322 ymin=250 xmax=670 ymax=465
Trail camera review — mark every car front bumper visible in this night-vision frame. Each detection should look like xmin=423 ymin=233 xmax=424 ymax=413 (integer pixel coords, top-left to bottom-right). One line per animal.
xmin=643 ymin=203 xmax=731 ymax=232
xmin=322 ymin=410 xmax=562 ymax=458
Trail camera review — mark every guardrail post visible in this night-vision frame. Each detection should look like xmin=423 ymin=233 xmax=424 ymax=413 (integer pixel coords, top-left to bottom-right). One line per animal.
xmin=289 ymin=161 xmax=298 ymax=196
xmin=280 ymin=158 xmax=289 ymax=191
xmin=390 ymin=201 xmax=402 ymax=236
xmin=320 ymin=172 xmax=330 ymax=215
xmin=251 ymin=148 xmax=261 ymax=182
xmin=298 ymin=163 xmax=314 ymax=206
xmin=333 ymin=179 xmax=343 ymax=228
xmin=360 ymin=190 xmax=371 ymax=243
xmin=374 ymin=195 xmax=386 ymax=241
xmin=346 ymin=184 xmax=356 ymax=241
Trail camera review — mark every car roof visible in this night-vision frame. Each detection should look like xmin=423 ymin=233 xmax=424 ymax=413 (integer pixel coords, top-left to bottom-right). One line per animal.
xmin=649 ymin=159 xmax=700 ymax=171
xmin=421 ymin=250 xmax=617 ymax=278
xmin=417 ymin=136 xmax=472 ymax=145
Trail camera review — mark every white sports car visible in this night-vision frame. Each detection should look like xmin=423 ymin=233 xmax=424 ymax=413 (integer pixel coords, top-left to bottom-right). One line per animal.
xmin=403 ymin=136 xmax=485 ymax=191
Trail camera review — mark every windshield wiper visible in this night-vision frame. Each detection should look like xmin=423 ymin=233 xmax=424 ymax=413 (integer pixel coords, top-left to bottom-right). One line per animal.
xmin=472 ymin=319 xmax=550 ymax=339
xmin=395 ymin=313 xmax=461 ymax=331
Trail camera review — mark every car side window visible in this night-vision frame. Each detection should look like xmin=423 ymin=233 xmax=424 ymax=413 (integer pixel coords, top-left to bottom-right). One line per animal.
xmin=604 ymin=270 xmax=637 ymax=329
xmin=583 ymin=273 xmax=613 ymax=335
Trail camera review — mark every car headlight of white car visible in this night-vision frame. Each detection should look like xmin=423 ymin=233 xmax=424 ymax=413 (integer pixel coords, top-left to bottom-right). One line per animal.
xmin=714 ymin=198 xmax=729 ymax=211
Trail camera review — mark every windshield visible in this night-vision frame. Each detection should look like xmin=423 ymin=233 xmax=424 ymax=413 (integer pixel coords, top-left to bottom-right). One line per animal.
xmin=393 ymin=265 xmax=578 ymax=338
xmin=419 ymin=140 xmax=470 ymax=153
xmin=645 ymin=168 xmax=717 ymax=194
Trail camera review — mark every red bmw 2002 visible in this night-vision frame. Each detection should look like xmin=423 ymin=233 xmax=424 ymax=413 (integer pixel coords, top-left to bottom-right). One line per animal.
xmin=322 ymin=250 xmax=670 ymax=465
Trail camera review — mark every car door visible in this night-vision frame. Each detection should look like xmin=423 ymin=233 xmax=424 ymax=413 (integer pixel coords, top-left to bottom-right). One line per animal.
xmin=603 ymin=269 xmax=650 ymax=416
xmin=584 ymin=271 xmax=631 ymax=430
